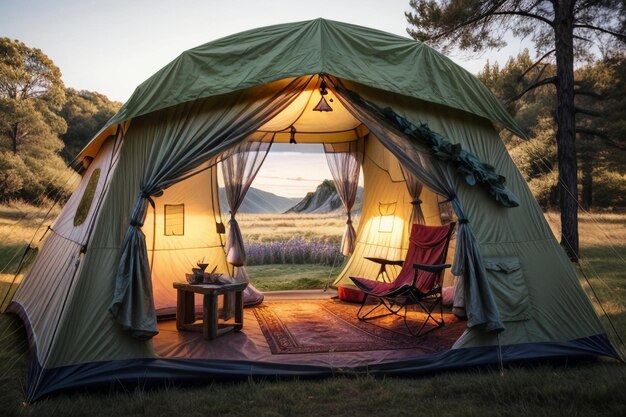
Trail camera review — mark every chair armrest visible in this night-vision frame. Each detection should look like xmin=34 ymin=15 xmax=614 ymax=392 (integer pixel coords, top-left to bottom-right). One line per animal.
xmin=413 ymin=263 xmax=452 ymax=273
xmin=364 ymin=257 xmax=404 ymax=267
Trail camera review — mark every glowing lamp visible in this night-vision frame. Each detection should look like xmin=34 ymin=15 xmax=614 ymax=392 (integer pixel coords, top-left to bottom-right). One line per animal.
xmin=378 ymin=202 xmax=397 ymax=233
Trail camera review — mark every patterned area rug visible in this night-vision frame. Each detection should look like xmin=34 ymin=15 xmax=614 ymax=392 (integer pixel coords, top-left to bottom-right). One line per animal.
xmin=253 ymin=300 xmax=465 ymax=355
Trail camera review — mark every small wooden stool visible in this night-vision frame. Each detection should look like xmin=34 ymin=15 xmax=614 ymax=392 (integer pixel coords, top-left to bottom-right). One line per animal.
xmin=173 ymin=282 xmax=247 ymax=340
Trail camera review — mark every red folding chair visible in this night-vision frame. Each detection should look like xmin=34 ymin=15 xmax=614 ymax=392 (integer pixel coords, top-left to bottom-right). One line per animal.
xmin=350 ymin=222 xmax=456 ymax=337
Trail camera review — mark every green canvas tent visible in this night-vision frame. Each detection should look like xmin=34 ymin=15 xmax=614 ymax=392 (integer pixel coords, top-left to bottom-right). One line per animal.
xmin=5 ymin=18 xmax=619 ymax=402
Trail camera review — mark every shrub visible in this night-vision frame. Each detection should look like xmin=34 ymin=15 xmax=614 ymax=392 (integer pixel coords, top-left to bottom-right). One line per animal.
xmin=528 ymin=171 xmax=558 ymax=209
xmin=0 ymin=152 xmax=27 ymax=200
xmin=592 ymin=170 xmax=626 ymax=208
xmin=0 ymin=152 xmax=77 ymax=205
xmin=508 ymin=117 xmax=557 ymax=181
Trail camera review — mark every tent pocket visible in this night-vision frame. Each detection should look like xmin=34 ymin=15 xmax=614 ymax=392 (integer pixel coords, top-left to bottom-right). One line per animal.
xmin=484 ymin=257 xmax=530 ymax=322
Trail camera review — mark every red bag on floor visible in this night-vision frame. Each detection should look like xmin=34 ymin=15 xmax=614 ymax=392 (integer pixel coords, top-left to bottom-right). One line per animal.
xmin=337 ymin=286 xmax=365 ymax=303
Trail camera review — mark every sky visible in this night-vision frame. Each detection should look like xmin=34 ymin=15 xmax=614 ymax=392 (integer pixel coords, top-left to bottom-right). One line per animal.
xmin=1 ymin=0 xmax=529 ymax=198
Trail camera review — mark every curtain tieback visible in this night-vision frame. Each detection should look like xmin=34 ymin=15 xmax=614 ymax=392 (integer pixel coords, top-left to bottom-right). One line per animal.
xmin=129 ymin=191 xmax=156 ymax=228
xmin=459 ymin=218 xmax=470 ymax=224
xmin=411 ymin=199 xmax=422 ymax=206
xmin=139 ymin=191 xmax=156 ymax=208
xmin=442 ymin=194 xmax=457 ymax=203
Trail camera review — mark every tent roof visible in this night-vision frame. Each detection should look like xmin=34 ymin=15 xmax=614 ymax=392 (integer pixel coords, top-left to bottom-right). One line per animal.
xmin=103 ymin=18 xmax=524 ymax=137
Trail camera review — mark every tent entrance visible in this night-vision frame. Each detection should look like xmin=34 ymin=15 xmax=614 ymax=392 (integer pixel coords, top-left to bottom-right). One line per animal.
xmin=143 ymin=136 xmax=457 ymax=316
xmin=139 ymin=75 xmax=459 ymax=320
xmin=143 ymin=112 xmax=462 ymax=366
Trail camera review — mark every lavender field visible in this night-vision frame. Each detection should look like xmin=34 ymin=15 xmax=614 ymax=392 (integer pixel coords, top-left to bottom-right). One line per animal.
xmin=245 ymin=237 xmax=340 ymax=265
xmin=235 ymin=212 xmax=354 ymax=290
xmin=236 ymin=212 xmax=354 ymax=265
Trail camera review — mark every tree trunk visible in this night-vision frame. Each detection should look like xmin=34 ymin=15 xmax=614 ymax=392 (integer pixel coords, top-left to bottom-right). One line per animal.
xmin=580 ymin=134 xmax=594 ymax=210
xmin=581 ymin=155 xmax=593 ymax=209
xmin=11 ymin=123 xmax=19 ymax=154
xmin=553 ymin=0 xmax=579 ymax=261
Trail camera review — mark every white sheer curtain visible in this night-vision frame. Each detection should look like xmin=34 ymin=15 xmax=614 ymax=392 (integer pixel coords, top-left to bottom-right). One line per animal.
xmin=220 ymin=136 xmax=274 ymax=306
xmin=324 ymin=140 xmax=362 ymax=257
xmin=400 ymin=163 xmax=426 ymax=226
xmin=221 ymin=136 xmax=273 ymax=267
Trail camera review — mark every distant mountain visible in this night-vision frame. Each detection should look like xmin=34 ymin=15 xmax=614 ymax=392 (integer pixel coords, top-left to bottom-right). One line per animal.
xmin=218 ymin=187 xmax=301 ymax=214
xmin=286 ymin=180 xmax=363 ymax=214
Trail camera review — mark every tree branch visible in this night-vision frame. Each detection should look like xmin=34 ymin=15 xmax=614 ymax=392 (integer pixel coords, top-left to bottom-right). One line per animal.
xmin=575 ymin=107 xmax=601 ymax=117
xmin=574 ymin=89 xmax=603 ymax=99
xmin=492 ymin=10 xmax=554 ymax=27
xmin=573 ymin=34 xmax=592 ymax=43
xmin=417 ymin=1 xmax=510 ymax=43
xmin=576 ymin=128 xmax=626 ymax=150
xmin=518 ymin=49 xmax=556 ymax=81
xmin=530 ymin=63 xmax=550 ymax=87
xmin=507 ymin=76 xmax=557 ymax=102
xmin=573 ymin=24 xmax=626 ymax=40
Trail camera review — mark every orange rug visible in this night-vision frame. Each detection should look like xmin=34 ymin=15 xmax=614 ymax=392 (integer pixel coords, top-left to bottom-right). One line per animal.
xmin=253 ymin=300 xmax=465 ymax=354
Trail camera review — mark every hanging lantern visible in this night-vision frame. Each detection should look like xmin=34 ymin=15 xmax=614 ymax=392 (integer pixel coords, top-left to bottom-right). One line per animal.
xmin=313 ymin=80 xmax=333 ymax=112
xmin=289 ymin=125 xmax=297 ymax=144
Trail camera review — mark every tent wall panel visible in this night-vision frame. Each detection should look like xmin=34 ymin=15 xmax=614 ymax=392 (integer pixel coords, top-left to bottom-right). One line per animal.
xmin=43 ymin=111 xmax=178 ymax=367
xmin=10 ymin=234 xmax=81 ymax=365
xmin=46 ymin=247 xmax=154 ymax=367
xmin=143 ymin=167 xmax=229 ymax=310
xmin=11 ymin=136 xmax=119 ymax=366
xmin=456 ymin=239 xmax=606 ymax=348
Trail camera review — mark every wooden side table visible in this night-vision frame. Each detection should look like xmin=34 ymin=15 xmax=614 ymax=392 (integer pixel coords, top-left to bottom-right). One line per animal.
xmin=364 ymin=257 xmax=404 ymax=282
xmin=173 ymin=282 xmax=248 ymax=340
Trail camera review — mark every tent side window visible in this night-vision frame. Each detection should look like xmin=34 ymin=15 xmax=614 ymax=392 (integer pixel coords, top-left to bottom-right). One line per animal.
xmin=164 ymin=204 xmax=185 ymax=236
xmin=73 ymin=168 xmax=101 ymax=227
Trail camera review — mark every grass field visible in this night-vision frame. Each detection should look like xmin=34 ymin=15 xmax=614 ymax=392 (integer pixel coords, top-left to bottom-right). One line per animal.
xmin=0 ymin=203 xmax=61 ymax=311
xmin=545 ymin=210 xmax=626 ymax=335
xmin=0 ymin=204 xmax=625 ymax=416
xmin=234 ymin=212 xmax=352 ymax=289
xmin=247 ymin=264 xmax=339 ymax=291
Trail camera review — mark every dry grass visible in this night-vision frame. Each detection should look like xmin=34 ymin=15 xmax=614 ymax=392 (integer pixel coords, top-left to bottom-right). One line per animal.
xmin=544 ymin=210 xmax=626 ymax=249
xmin=0 ymin=203 xmax=61 ymax=310
xmin=235 ymin=212 xmax=355 ymax=244
xmin=0 ymin=201 xmax=59 ymax=242
xmin=544 ymin=210 xmax=626 ymax=327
